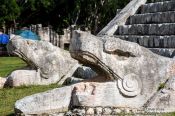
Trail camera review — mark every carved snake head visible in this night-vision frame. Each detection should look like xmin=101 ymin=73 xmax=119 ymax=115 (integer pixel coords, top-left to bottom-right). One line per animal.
xmin=7 ymin=35 xmax=77 ymax=81
xmin=70 ymin=30 xmax=175 ymax=101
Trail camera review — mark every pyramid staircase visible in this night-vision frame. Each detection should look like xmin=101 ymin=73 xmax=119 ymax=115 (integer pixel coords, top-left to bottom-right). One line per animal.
xmin=113 ymin=0 xmax=175 ymax=57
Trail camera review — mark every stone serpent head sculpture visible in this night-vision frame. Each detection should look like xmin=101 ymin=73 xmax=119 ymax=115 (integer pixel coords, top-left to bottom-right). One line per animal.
xmin=69 ymin=30 xmax=175 ymax=111
xmin=6 ymin=35 xmax=78 ymax=85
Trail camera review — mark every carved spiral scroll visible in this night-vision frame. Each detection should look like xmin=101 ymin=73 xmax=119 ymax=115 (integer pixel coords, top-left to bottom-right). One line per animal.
xmin=118 ymin=73 xmax=142 ymax=97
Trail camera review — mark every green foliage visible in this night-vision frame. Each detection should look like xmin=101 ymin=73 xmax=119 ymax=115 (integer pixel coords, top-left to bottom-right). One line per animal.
xmin=0 ymin=57 xmax=27 ymax=77
xmin=157 ymin=83 xmax=166 ymax=91
xmin=0 ymin=0 xmax=20 ymax=26
xmin=1 ymin=0 xmax=130 ymax=34
xmin=16 ymin=0 xmax=54 ymax=27
xmin=161 ymin=112 xmax=175 ymax=116
xmin=48 ymin=0 xmax=130 ymax=34
xmin=74 ymin=0 xmax=130 ymax=33
xmin=0 ymin=84 xmax=60 ymax=115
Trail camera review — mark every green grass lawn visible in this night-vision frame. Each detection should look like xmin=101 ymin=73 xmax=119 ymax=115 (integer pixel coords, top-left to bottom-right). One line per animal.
xmin=0 ymin=84 xmax=59 ymax=116
xmin=0 ymin=57 xmax=27 ymax=77
xmin=0 ymin=57 xmax=60 ymax=115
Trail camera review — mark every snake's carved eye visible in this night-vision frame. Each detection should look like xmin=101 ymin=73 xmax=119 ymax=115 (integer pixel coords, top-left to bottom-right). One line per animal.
xmin=117 ymin=73 xmax=142 ymax=97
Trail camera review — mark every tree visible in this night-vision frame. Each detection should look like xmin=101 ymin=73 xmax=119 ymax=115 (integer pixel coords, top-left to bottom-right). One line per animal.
xmin=73 ymin=0 xmax=130 ymax=34
xmin=15 ymin=0 xmax=130 ymax=34
xmin=16 ymin=0 xmax=54 ymax=27
xmin=0 ymin=0 xmax=130 ymax=34
xmin=0 ymin=0 xmax=20 ymax=30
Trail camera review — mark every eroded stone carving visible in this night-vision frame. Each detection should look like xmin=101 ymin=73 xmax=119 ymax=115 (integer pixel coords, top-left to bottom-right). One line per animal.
xmin=70 ymin=30 xmax=175 ymax=111
xmin=117 ymin=73 xmax=142 ymax=97
xmin=6 ymin=35 xmax=96 ymax=87
xmin=14 ymin=31 xmax=175 ymax=115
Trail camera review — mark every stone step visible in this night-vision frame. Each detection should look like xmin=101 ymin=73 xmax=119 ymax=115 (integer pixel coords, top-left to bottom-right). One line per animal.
xmin=116 ymin=23 xmax=175 ymax=35
xmin=115 ymin=35 xmax=175 ymax=48
xmin=149 ymin=48 xmax=175 ymax=58
xmin=147 ymin=0 xmax=171 ymax=3
xmin=115 ymin=35 xmax=175 ymax=57
xmin=128 ymin=11 xmax=175 ymax=24
xmin=141 ymin=1 xmax=175 ymax=14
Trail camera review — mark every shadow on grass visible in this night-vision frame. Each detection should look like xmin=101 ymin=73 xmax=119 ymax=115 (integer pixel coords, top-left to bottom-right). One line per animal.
xmin=7 ymin=113 xmax=15 ymax=116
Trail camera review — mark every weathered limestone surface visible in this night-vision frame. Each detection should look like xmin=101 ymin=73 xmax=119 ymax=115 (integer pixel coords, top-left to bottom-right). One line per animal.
xmin=0 ymin=77 xmax=6 ymax=89
xmin=70 ymin=30 xmax=175 ymax=111
xmin=6 ymin=69 xmax=41 ymax=87
xmin=6 ymin=35 xmax=78 ymax=86
xmin=145 ymin=76 xmax=175 ymax=112
xmin=15 ymin=76 xmax=141 ymax=115
xmin=15 ymin=86 xmax=73 ymax=115
xmin=72 ymin=76 xmax=146 ymax=108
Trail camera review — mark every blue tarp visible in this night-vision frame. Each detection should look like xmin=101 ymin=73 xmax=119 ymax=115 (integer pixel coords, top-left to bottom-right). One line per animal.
xmin=0 ymin=34 xmax=9 ymax=44
xmin=15 ymin=30 xmax=40 ymax=40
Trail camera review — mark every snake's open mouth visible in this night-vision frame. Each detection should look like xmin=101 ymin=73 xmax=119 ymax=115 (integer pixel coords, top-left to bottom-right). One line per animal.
xmin=71 ymin=50 xmax=122 ymax=81
xmin=12 ymin=50 xmax=51 ymax=79
xmin=13 ymin=50 xmax=38 ymax=70
xmin=71 ymin=50 xmax=142 ymax=97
